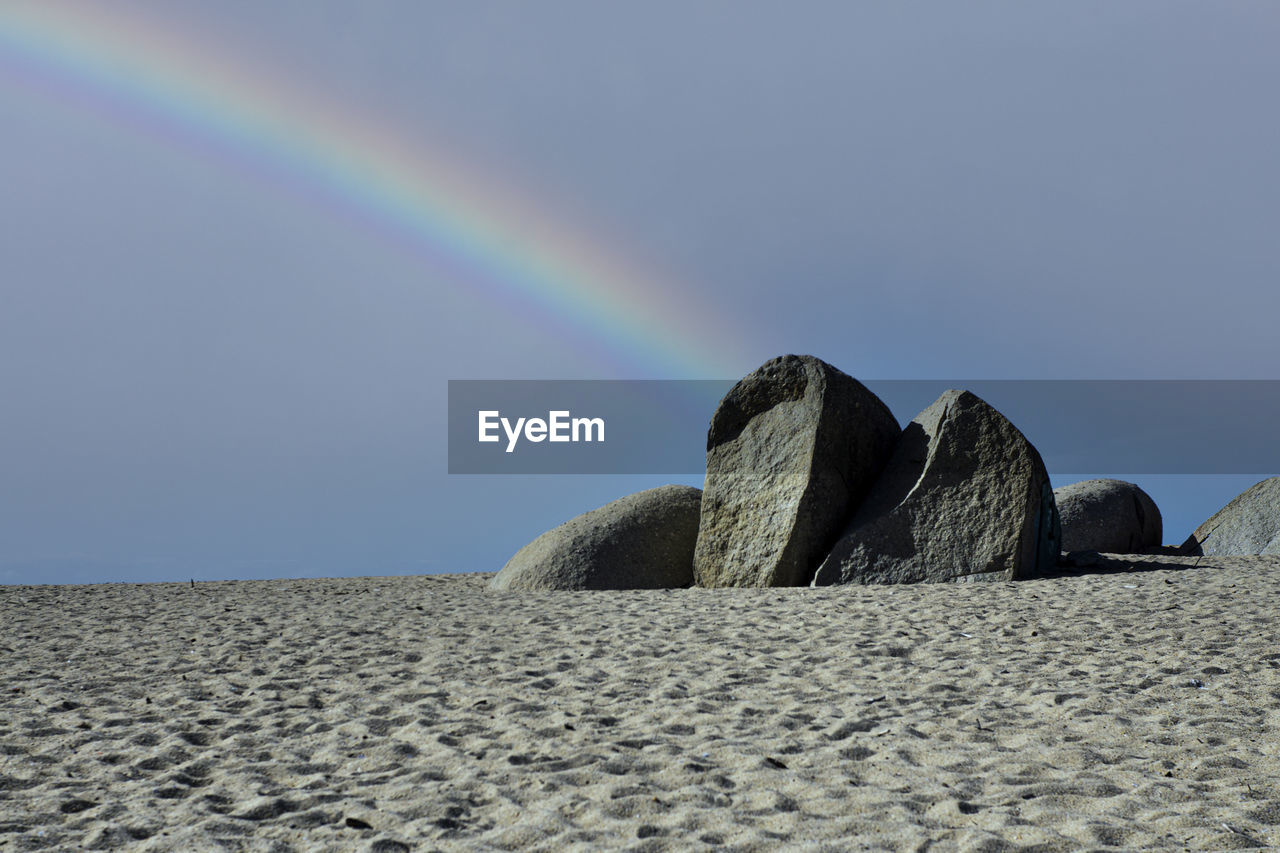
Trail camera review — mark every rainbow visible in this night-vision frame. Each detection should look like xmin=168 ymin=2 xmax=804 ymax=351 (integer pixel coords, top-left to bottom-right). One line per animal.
xmin=0 ymin=3 xmax=751 ymax=378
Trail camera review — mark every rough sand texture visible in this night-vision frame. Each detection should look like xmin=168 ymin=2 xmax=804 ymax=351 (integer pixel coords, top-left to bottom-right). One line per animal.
xmin=3 ymin=555 xmax=1279 ymax=851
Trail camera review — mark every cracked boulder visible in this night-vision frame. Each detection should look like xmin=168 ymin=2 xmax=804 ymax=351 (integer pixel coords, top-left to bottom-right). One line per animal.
xmin=693 ymin=355 xmax=899 ymax=588
xmin=813 ymin=389 xmax=1060 ymax=585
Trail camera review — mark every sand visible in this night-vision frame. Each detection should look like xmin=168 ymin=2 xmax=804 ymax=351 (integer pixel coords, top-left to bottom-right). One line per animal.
xmin=2 ymin=554 xmax=1279 ymax=851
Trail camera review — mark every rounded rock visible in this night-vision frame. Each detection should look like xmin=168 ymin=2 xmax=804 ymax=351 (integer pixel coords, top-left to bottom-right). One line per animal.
xmin=490 ymin=485 xmax=702 ymax=590
xmin=1055 ymin=479 xmax=1162 ymax=554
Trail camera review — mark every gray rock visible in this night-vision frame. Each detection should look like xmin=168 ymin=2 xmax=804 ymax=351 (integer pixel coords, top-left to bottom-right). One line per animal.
xmin=490 ymin=485 xmax=702 ymax=590
xmin=1055 ymin=479 xmax=1162 ymax=554
xmin=693 ymin=355 xmax=899 ymax=588
xmin=812 ymin=389 xmax=1060 ymax=585
xmin=1181 ymin=476 xmax=1280 ymax=556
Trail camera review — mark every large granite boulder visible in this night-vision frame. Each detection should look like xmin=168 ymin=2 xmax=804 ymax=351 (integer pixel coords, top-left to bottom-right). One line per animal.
xmin=490 ymin=485 xmax=702 ymax=590
xmin=1181 ymin=476 xmax=1280 ymax=556
xmin=1055 ymin=479 xmax=1162 ymax=553
xmin=694 ymin=355 xmax=899 ymax=588
xmin=812 ymin=389 xmax=1060 ymax=585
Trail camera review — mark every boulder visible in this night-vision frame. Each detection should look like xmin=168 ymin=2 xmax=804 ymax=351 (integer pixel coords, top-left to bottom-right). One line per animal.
xmin=694 ymin=355 xmax=899 ymax=588
xmin=812 ymin=389 xmax=1060 ymax=585
xmin=1181 ymin=476 xmax=1280 ymax=556
xmin=490 ymin=485 xmax=702 ymax=590
xmin=1055 ymin=479 xmax=1162 ymax=554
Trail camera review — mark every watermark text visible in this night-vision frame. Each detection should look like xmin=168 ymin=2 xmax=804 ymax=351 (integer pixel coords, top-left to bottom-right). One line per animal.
xmin=478 ymin=410 xmax=605 ymax=453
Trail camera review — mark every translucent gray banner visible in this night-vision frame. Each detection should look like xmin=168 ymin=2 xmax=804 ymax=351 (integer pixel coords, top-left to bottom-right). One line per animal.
xmin=448 ymin=380 xmax=1280 ymax=475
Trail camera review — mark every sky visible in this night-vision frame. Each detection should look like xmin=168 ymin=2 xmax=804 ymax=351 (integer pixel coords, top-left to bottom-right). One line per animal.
xmin=1 ymin=1 xmax=1278 ymax=584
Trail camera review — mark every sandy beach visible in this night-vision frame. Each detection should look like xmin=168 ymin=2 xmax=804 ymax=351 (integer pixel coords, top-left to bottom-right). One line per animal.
xmin=3 ymin=555 xmax=1279 ymax=851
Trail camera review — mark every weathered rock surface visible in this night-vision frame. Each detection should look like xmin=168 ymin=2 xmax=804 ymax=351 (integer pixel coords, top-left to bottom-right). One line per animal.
xmin=694 ymin=355 xmax=899 ymax=588
xmin=490 ymin=485 xmax=702 ymax=590
xmin=812 ymin=389 xmax=1061 ymax=585
xmin=1055 ymin=479 xmax=1162 ymax=554
xmin=1182 ymin=476 xmax=1280 ymax=556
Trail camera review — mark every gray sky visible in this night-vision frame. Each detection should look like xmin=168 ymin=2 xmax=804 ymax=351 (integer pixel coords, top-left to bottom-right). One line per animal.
xmin=2 ymin=2 xmax=1278 ymax=583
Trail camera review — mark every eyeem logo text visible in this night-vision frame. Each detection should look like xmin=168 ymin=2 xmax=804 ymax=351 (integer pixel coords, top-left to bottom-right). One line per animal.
xmin=478 ymin=410 xmax=605 ymax=453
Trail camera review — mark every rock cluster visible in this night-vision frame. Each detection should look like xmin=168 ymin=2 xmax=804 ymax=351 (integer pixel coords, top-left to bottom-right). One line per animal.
xmin=491 ymin=355 xmax=1280 ymax=590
